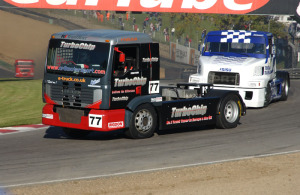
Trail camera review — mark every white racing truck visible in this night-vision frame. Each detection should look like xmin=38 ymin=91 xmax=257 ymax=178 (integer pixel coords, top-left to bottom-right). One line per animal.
xmin=189 ymin=30 xmax=290 ymax=108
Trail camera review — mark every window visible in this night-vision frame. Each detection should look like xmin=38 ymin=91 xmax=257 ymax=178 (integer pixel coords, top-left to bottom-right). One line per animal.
xmin=113 ymin=46 xmax=139 ymax=77
xmin=46 ymin=39 xmax=110 ymax=77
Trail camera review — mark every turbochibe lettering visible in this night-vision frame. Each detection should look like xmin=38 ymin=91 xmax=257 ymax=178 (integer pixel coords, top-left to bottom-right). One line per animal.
xmin=171 ymin=104 xmax=207 ymax=118
xmin=60 ymin=41 xmax=96 ymax=50
xmin=114 ymin=77 xmax=147 ymax=87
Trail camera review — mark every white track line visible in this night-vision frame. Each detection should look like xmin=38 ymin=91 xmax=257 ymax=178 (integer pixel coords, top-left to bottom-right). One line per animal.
xmin=2 ymin=149 xmax=300 ymax=188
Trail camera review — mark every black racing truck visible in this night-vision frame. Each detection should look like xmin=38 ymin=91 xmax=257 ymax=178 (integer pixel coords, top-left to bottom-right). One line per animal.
xmin=42 ymin=29 xmax=246 ymax=139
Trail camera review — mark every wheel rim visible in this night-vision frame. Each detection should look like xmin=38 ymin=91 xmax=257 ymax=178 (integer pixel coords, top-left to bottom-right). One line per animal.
xmin=134 ymin=109 xmax=153 ymax=133
xmin=224 ymin=100 xmax=239 ymax=123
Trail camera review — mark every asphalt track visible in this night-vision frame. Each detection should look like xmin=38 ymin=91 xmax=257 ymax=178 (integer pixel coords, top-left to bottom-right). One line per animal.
xmin=1 ymin=80 xmax=300 ymax=187
xmin=0 ymin=68 xmax=14 ymax=78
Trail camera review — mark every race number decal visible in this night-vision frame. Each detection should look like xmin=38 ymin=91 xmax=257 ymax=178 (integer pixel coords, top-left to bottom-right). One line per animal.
xmin=89 ymin=114 xmax=103 ymax=128
xmin=149 ymin=81 xmax=159 ymax=94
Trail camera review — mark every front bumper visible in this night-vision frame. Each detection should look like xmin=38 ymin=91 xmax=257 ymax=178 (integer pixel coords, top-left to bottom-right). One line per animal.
xmin=42 ymin=104 xmax=126 ymax=132
xmin=213 ymin=86 xmax=265 ymax=108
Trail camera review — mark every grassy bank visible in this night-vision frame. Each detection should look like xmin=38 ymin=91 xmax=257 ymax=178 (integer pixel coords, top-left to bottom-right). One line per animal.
xmin=0 ymin=79 xmax=43 ymax=127
xmin=0 ymin=59 xmax=14 ymax=71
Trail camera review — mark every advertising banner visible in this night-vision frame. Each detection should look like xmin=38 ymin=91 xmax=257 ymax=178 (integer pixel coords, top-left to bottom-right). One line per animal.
xmin=170 ymin=42 xmax=200 ymax=66
xmin=3 ymin=0 xmax=272 ymax=14
xmin=3 ymin=0 xmax=300 ymax=20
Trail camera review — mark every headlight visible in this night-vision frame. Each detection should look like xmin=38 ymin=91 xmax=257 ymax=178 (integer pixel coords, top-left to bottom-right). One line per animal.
xmin=93 ymin=89 xmax=102 ymax=102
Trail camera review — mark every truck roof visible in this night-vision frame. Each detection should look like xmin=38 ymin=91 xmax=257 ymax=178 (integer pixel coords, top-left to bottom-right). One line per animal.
xmin=15 ymin=59 xmax=34 ymax=63
xmin=51 ymin=29 xmax=153 ymax=45
xmin=205 ymin=30 xmax=272 ymax=44
xmin=207 ymin=30 xmax=272 ymax=37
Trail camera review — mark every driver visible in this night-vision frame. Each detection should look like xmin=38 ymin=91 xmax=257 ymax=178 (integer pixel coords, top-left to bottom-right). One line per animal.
xmin=76 ymin=51 xmax=91 ymax=68
xmin=254 ymin=44 xmax=265 ymax=54
xmin=78 ymin=51 xmax=90 ymax=63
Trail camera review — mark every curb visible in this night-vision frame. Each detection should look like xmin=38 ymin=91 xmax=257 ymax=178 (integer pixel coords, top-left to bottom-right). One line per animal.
xmin=0 ymin=124 xmax=49 ymax=135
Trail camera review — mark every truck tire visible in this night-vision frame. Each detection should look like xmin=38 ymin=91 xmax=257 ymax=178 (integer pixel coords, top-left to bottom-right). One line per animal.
xmin=264 ymin=82 xmax=271 ymax=107
xmin=216 ymin=94 xmax=241 ymax=129
xmin=279 ymin=73 xmax=289 ymax=101
xmin=63 ymin=128 xmax=91 ymax=139
xmin=125 ymin=104 xmax=157 ymax=139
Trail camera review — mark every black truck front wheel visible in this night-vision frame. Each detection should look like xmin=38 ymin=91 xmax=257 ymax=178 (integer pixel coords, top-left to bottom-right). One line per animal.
xmin=216 ymin=94 xmax=241 ymax=129
xmin=125 ymin=104 xmax=157 ymax=139
xmin=63 ymin=128 xmax=91 ymax=139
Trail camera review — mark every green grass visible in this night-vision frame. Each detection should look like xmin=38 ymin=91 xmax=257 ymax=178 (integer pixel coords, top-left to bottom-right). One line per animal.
xmin=0 ymin=79 xmax=44 ymax=127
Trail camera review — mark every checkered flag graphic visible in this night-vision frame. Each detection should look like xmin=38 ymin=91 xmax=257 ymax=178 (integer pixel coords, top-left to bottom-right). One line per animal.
xmin=220 ymin=30 xmax=256 ymax=43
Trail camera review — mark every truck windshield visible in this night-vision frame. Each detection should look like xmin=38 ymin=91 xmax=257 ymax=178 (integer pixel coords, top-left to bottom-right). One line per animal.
xmin=16 ymin=61 xmax=34 ymax=66
xmin=46 ymin=39 xmax=110 ymax=77
xmin=203 ymin=36 xmax=266 ymax=58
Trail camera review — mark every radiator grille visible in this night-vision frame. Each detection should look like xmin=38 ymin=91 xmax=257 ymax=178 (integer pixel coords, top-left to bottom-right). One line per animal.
xmin=208 ymin=72 xmax=240 ymax=86
xmin=50 ymin=82 xmax=94 ymax=107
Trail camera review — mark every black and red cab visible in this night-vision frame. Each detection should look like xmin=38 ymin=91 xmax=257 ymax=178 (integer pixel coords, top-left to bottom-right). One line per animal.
xmin=42 ymin=29 xmax=246 ymax=139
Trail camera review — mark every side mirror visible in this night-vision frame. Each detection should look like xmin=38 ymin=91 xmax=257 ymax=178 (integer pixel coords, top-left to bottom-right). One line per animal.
xmin=119 ymin=53 xmax=125 ymax=63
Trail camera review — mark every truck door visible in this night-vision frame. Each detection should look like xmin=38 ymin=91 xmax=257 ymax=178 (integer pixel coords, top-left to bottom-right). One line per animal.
xmin=110 ymin=45 xmax=146 ymax=109
xmin=268 ymin=37 xmax=276 ymax=79
xmin=140 ymin=43 xmax=160 ymax=95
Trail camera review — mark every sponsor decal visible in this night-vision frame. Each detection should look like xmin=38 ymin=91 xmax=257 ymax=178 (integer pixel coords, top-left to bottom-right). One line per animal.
xmin=112 ymin=89 xmax=136 ymax=94
xmin=108 ymin=121 xmax=124 ymax=129
xmin=219 ymin=67 xmax=232 ymax=72
xmin=57 ymin=66 xmax=105 ymax=75
xmin=60 ymin=41 xmax=96 ymax=50
xmin=42 ymin=114 xmax=53 ymax=119
xmin=47 ymin=65 xmax=59 ymax=70
xmin=4 ymin=0 xmax=270 ymax=14
xmin=125 ymin=89 xmax=135 ymax=93
xmin=112 ymin=90 xmax=121 ymax=94
xmin=61 ymin=34 xmax=87 ymax=40
xmin=46 ymin=80 xmax=57 ymax=84
xmin=142 ymin=57 xmax=159 ymax=63
xmin=88 ymin=78 xmax=101 ymax=88
xmin=166 ymin=116 xmax=213 ymax=125
xmin=264 ymin=66 xmax=273 ymax=75
xmin=238 ymin=100 xmax=242 ymax=117
xmin=90 ymin=78 xmax=100 ymax=85
xmin=120 ymin=37 xmax=138 ymax=42
xmin=114 ymin=77 xmax=147 ymax=87
xmin=171 ymin=104 xmax=207 ymax=118
xmin=112 ymin=96 xmax=129 ymax=101
xmin=151 ymin=96 xmax=162 ymax=102
xmin=58 ymin=76 xmax=86 ymax=83
xmin=130 ymin=71 xmax=139 ymax=75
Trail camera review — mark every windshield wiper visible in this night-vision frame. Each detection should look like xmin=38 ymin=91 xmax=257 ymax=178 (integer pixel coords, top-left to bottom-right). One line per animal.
xmin=230 ymin=52 xmax=251 ymax=57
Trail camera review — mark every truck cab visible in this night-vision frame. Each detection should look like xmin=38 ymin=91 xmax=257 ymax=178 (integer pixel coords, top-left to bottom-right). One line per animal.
xmin=189 ymin=30 xmax=289 ymax=108
xmin=15 ymin=59 xmax=35 ymax=78
xmin=42 ymin=29 xmax=246 ymax=139
xmin=43 ymin=29 xmax=159 ymax=130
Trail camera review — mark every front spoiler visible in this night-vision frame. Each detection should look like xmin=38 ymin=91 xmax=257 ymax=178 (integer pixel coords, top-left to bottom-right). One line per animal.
xmin=42 ymin=104 xmax=126 ymax=132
